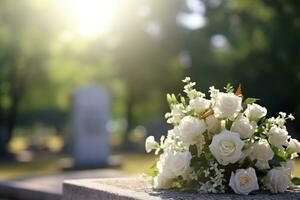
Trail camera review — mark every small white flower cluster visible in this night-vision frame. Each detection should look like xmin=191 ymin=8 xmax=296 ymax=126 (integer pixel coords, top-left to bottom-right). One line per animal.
xmin=145 ymin=77 xmax=300 ymax=195
xmin=199 ymin=160 xmax=225 ymax=193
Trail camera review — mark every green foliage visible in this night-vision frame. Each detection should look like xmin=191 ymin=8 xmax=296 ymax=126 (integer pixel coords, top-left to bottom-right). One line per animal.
xmin=255 ymin=117 xmax=268 ymax=138
xmin=167 ymin=93 xmax=178 ymax=106
xmin=291 ymin=177 xmax=300 ymax=186
xmin=225 ymin=119 xmax=234 ymax=130
xmin=173 ymin=177 xmax=187 ymax=189
xmin=189 ymin=144 xmax=198 ymax=156
xmin=148 ymin=163 xmax=158 ymax=177
xmin=269 ymin=145 xmax=290 ymax=168
xmin=272 ymin=145 xmax=289 ymax=160
xmin=239 ymin=158 xmax=256 ymax=169
xmin=242 ymin=98 xmax=259 ymax=107
xmin=180 ymin=96 xmax=186 ymax=106
xmin=0 ymin=0 xmax=300 ymax=153
xmin=225 ymin=83 xmax=234 ymax=93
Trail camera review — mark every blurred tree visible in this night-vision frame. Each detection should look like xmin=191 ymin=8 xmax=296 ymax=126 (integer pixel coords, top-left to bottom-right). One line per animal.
xmin=210 ymin=0 xmax=299 ymax=128
xmin=1 ymin=0 xmax=300 ymax=156
xmin=0 ymin=0 xmax=64 ymax=157
xmin=109 ymin=0 xmax=187 ymax=150
xmin=186 ymin=0 xmax=300 ymax=134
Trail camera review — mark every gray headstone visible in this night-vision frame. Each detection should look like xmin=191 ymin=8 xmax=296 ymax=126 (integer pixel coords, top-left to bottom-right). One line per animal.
xmin=72 ymin=84 xmax=110 ymax=168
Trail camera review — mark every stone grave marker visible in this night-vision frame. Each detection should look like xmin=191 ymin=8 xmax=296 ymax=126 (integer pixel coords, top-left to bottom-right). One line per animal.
xmin=72 ymin=84 xmax=110 ymax=168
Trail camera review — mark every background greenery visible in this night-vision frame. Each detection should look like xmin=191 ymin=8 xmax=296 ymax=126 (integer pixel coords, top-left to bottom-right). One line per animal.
xmin=0 ymin=0 xmax=299 ymax=164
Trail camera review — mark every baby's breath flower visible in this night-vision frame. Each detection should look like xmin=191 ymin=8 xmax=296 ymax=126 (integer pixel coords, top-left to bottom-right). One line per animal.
xmin=182 ymin=77 xmax=191 ymax=83
xmin=288 ymin=113 xmax=295 ymax=120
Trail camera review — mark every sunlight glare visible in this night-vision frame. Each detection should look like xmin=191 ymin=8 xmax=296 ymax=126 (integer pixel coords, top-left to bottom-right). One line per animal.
xmin=63 ymin=0 xmax=118 ymax=36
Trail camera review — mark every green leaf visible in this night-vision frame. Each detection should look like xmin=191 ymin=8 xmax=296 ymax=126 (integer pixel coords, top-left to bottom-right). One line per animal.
xmin=272 ymin=145 xmax=289 ymax=161
xmin=242 ymin=98 xmax=259 ymax=107
xmin=269 ymin=158 xmax=283 ymax=168
xmin=167 ymin=93 xmax=172 ymax=103
xmin=166 ymin=93 xmax=178 ymax=106
xmin=225 ymin=83 xmax=234 ymax=93
xmin=292 ymin=177 xmax=300 ymax=185
xmin=180 ymin=96 xmax=186 ymax=105
xmin=225 ymin=119 xmax=233 ymax=130
xmin=148 ymin=163 xmax=158 ymax=177
xmin=189 ymin=144 xmax=198 ymax=156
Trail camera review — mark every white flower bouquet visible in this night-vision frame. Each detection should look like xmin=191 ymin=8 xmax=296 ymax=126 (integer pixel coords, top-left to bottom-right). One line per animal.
xmin=145 ymin=77 xmax=300 ymax=195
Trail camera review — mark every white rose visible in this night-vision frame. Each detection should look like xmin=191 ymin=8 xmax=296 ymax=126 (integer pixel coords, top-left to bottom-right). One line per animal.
xmin=205 ymin=115 xmax=222 ymax=134
xmin=189 ymin=97 xmax=210 ymax=114
xmin=244 ymin=103 xmax=267 ymax=121
xmin=153 ymin=174 xmax=173 ymax=189
xmin=250 ymin=139 xmax=274 ymax=170
xmin=287 ymin=138 xmax=300 ymax=154
xmin=213 ymin=92 xmax=242 ymax=118
xmin=157 ymin=151 xmax=192 ymax=179
xmin=231 ymin=116 xmax=256 ymax=139
xmin=268 ymin=126 xmax=289 ymax=149
xmin=283 ymin=160 xmax=295 ymax=175
xmin=145 ymin=136 xmax=158 ymax=153
xmin=229 ymin=167 xmax=259 ymax=195
xmin=177 ymin=116 xmax=206 ymax=145
xmin=209 ymin=129 xmax=244 ymax=165
xmin=266 ymin=168 xmax=291 ymax=193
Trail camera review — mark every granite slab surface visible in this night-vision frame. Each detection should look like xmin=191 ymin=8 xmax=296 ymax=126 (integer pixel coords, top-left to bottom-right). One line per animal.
xmin=63 ymin=177 xmax=300 ymax=200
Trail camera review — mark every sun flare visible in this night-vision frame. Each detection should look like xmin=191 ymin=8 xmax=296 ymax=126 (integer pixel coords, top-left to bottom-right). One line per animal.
xmin=63 ymin=0 xmax=118 ymax=36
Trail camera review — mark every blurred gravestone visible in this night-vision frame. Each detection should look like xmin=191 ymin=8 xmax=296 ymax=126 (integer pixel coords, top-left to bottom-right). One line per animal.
xmin=146 ymin=118 xmax=172 ymax=139
xmin=72 ymin=84 xmax=110 ymax=168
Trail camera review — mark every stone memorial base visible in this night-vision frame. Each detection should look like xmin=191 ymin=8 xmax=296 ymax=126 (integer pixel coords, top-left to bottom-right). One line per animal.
xmin=63 ymin=177 xmax=300 ymax=200
xmin=0 ymin=170 xmax=127 ymax=200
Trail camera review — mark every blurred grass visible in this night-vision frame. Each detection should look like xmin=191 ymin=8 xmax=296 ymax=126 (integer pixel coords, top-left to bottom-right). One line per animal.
xmin=0 ymin=153 xmax=299 ymax=180
xmin=0 ymin=153 xmax=156 ymax=180
xmin=120 ymin=153 xmax=156 ymax=174
xmin=0 ymin=155 xmax=61 ymax=180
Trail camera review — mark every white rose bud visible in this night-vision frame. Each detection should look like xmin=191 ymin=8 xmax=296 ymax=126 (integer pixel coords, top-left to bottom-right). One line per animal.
xmin=205 ymin=115 xmax=222 ymax=134
xmin=153 ymin=174 xmax=173 ymax=189
xmin=209 ymin=129 xmax=244 ymax=165
xmin=189 ymin=97 xmax=210 ymax=114
xmin=145 ymin=136 xmax=158 ymax=153
xmin=244 ymin=103 xmax=267 ymax=121
xmin=177 ymin=116 xmax=206 ymax=145
xmin=213 ymin=92 xmax=242 ymax=118
xmin=287 ymin=138 xmax=300 ymax=154
xmin=157 ymin=151 xmax=192 ymax=179
xmin=229 ymin=167 xmax=259 ymax=195
xmin=250 ymin=139 xmax=274 ymax=170
xmin=231 ymin=116 xmax=257 ymax=139
xmin=268 ymin=126 xmax=289 ymax=149
xmin=266 ymin=168 xmax=291 ymax=193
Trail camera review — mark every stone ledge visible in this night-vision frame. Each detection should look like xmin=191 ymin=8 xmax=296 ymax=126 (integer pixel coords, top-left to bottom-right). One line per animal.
xmin=62 ymin=177 xmax=300 ymax=200
xmin=0 ymin=169 xmax=127 ymax=200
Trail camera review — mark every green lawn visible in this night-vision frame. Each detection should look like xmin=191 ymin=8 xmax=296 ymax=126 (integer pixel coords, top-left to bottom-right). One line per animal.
xmin=0 ymin=154 xmax=299 ymax=180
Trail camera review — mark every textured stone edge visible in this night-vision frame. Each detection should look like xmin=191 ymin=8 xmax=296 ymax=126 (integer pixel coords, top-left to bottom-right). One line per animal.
xmin=63 ymin=178 xmax=159 ymax=200
xmin=0 ymin=182 xmax=60 ymax=200
xmin=62 ymin=177 xmax=300 ymax=200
